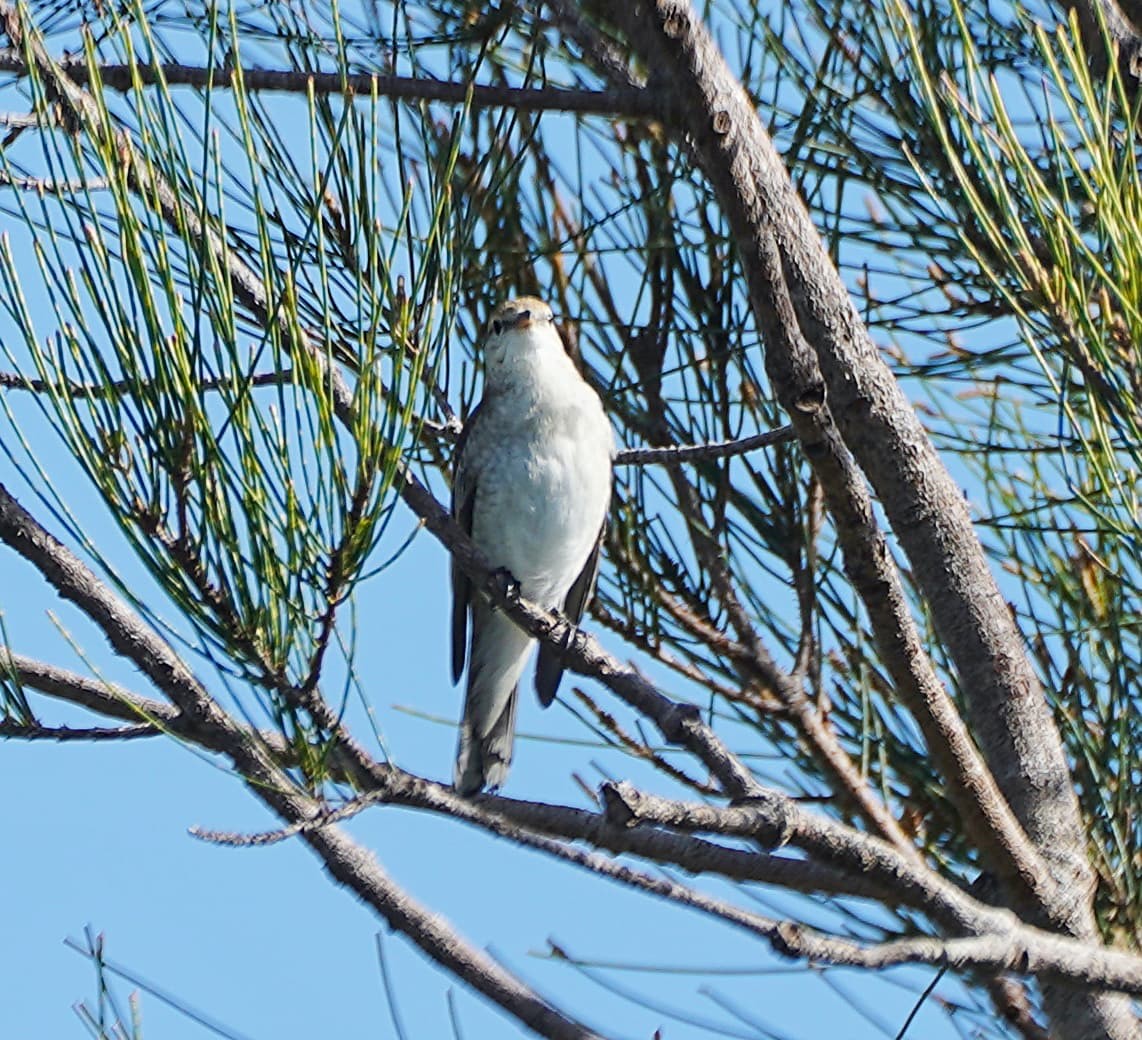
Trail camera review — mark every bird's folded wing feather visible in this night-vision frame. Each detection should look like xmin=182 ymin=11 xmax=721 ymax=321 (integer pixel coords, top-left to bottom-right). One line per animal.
xmin=450 ymin=405 xmax=483 ymax=684
xmin=535 ymin=518 xmax=606 ymax=707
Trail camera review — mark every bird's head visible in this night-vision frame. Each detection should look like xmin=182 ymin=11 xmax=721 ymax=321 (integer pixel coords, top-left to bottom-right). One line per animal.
xmin=482 ymin=296 xmax=563 ymax=376
xmin=488 ymin=295 xmax=554 ymax=337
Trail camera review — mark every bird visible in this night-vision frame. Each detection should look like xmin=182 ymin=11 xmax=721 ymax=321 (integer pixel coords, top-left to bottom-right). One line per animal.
xmin=450 ymin=295 xmax=614 ymax=795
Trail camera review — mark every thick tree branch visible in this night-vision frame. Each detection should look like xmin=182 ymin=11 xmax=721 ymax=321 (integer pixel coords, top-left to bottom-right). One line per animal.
xmin=601 ymin=0 xmax=1086 ymax=896
xmin=584 ymin=5 xmax=1132 ymax=1032
xmin=190 ymin=761 xmax=1142 ymax=994
xmin=1061 ymin=0 xmax=1142 ymax=86
xmin=746 ymin=227 xmax=1050 ymax=901
xmin=598 ymin=782 xmax=1142 ymax=990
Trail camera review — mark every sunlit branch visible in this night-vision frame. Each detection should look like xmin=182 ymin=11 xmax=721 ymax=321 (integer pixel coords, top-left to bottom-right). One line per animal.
xmin=0 ymin=367 xmax=294 ymax=397
xmin=746 ymin=228 xmax=1049 ymax=892
xmin=184 ymin=763 xmax=1142 ymax=994
xmin=0 ymin=171 xmax=107 ymax=192
xmin=0 ymin=650 xmax=179 ymax=724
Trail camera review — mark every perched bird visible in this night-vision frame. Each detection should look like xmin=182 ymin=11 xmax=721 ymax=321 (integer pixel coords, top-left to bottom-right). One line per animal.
xmin=451 ymin=296 xmax=613 ymax=795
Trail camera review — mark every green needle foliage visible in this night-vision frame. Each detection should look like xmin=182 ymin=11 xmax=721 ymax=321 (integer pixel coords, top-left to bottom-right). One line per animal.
xmin=0 ymin=5 xmax=464 ymax=753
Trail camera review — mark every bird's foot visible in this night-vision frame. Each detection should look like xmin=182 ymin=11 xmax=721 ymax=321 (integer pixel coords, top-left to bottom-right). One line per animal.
xmin=488 ymin=567 xmax=522 ymax=607
xmin=558 ymin=613 xmax=578 ymax=653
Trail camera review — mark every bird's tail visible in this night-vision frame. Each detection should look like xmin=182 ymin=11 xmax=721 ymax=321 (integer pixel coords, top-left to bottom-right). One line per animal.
xmin=455 ymin=606 xmax=532 ymax=795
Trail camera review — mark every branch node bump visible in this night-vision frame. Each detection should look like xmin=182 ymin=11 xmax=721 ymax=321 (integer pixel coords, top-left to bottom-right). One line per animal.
xmin=600 ymin=781 xmax=640 ymax=828
xmin=659 ymin=700 xmax=702 ymax=744
xmin=794 ymin=383 xmax=826 ymax=414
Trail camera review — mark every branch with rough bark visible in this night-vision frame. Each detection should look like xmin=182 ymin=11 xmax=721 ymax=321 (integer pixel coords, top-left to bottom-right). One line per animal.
xmin=0 ymin=475 xmax=600 ymax=1040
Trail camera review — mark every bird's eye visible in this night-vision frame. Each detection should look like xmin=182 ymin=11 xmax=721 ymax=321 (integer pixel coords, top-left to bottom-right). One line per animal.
xmin=491 ymin=319 xmax=503 ymax=335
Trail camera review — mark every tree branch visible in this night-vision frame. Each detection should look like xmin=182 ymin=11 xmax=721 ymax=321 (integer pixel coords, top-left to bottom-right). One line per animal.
xmin=0 ymin=465 xmax=599 ymax=1040
xmin=0 ymin=367 xmax=294 ymax=398
xmin=0 ymin=48 xmax=656 ymax=117
xmin=597 ymin=782 xmax=1142 ymax=991
xmin=0 ymin=718 xmax=157 ymax=739
xmin=613 ymin=424 xmax=793 ymax=464
xmin=741 ymin=221 xmax=1050 ymax=900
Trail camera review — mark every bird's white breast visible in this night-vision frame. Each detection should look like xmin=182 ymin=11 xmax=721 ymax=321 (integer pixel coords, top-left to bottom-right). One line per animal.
xmin=468 ymin=338 xmax=612 ymax=607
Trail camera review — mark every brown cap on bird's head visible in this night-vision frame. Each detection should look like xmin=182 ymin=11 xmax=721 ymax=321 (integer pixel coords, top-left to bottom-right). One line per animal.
xmin=488 ymin=296 xmax=553 ymax=336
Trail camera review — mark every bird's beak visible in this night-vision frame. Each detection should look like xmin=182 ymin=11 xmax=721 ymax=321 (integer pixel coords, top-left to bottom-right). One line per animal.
xmin=505 ymin=309 xmax=533 ymax=330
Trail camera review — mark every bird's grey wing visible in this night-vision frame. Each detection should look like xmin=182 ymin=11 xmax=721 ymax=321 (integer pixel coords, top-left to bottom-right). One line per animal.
xmin=451 ymin=404 xmax=482 ymax=684
xmin=451 ymin=402 xmax=529 ymax=794
xmin=535 ymin=519 xmax=606 ymax=708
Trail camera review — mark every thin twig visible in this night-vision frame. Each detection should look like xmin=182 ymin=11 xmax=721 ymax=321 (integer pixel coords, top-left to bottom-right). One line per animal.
xmin=0 ymin=367 xmax=294 ymax=397
xmin=0 ymin=49 xmax=657 ymax=117
xmin=0 ymin=171 xmax=109 ymax=192
xmin=0 ymin=718 xmax=157 ymax=739
xmin=613 ymin=425 xmax=793 ymax=465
